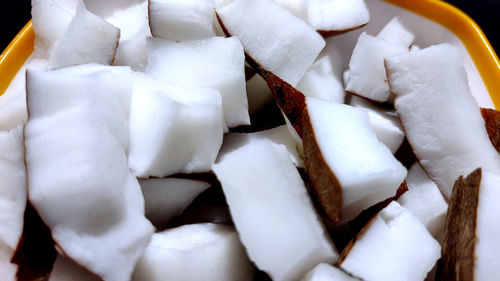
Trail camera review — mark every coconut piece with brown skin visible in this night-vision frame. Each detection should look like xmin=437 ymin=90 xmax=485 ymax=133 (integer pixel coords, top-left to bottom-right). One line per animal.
xmin=481 ymin=107 xmax=500 ymax=153
xmin=437 ymin=168 xmax=500 ymax=281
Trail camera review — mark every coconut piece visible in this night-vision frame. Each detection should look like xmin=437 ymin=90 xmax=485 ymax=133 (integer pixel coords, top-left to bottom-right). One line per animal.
xmin=82 ymin=0 xmax=144 ymax=17
xmin=297 ymin=55 xmax=345 ymax=104
xmin=31 ymin=0 xmax=76 ymax=58
xmin=107 ymin=1 xmax=151 ymax=71
xmin=349 ymin=95 xmax=404 ymax=153
xmin=128 ymin=72 xmax=225 ymax=177
xmin=385 ymin=43 xmax=500 ymax=200
xmin=0 ymin=126 xmax=27 ymax=281
xmin=213 ymin=140 xmax=337 ymax=281
xmin=345 ymin=32 xmax=409 ymax=103
xmin=377 ymin=17 xmax=414 ymax=47
xmin=48 ymin=1 xmax=120 ymax=69
xmin=303 ymin=97 xmax=407 ymax=223
xmin=306 ymin=0 xmax=369 ymax=35
xmin=49 ymin=254 xmax=100 ymax=281
xmin=221 ymin=125 xmax=303 ymax=167
xmin=338 ymin=201 xmax=441 ymax=281
xmin=437 ymin=169 xmax=500 ymax=280
xmin=274 ymin=0 xmax=307 ymax=21
xmin=397 ymin=163 xmax=448 ymax=242
xmin=145 ymin=36 xmax=249 ymax=128
xmin=481 ymin=107 xmax=500 ymax=153
xmin=139 ymin=178 xmax=211 ymax=228
xmin=302 ymin=263 xmax=360 ymax=281
xmin=25 ymin=66 xmax=154 ymax=281
xmin=0 ymin=58 xmax=46 ymax=131
xmin=149 ymin=0 xmax=216 ymax=41
xmin=216 ymin=0 xmax=325 ymax=87
xmin=246 ymin=74 xmax=273 ymax=114
xmin=132 ymin=223 xmax=254 ymax=281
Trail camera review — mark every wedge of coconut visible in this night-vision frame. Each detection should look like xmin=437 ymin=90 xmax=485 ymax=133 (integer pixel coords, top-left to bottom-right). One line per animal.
xmin=128 ymin=72 xmax=225 ymax=177
xmin=376 ymin=17 xmax=414 ymax=47
xmin=213 ymin=140 xmax=337 ymax=281
xmin=481 ymin=107 xmax=500 ymax=153
xmin=0 ymin=126 xmax=27 ymax=281
xmin=48 ymin=1 xmax=120 ymax=69
xmin=338 ymin=201 xmax=441 ymax=281
xmin=302 ymin=97 xmax=407 ymax=223
xmin=302 ymin=263 xmax=360 ymax=281
xmin=49 ymin=254 xmax=100 ymax=281
xmin=385 ymin=43 xmax=500 ymax=200
xmin=397 ymin=163 xmax=448 ymax=242
xmin=139 ymin=178 xmax=211 ymax=228
xmin=437 ymin=168 xmax=500 ymax=281
xmin=107 ymin=1 xmax=151 ymax=71
xmin=345 ymin=32 xmax=409 ymax=103
xmin=132 ymin=223 xmax=254 ymax=281
xmin=216 ymin=0 xmax=325 ymax=87
xmin=306 ymin=0 xmax=369 ymax=36
xmin=149 ymin=0 xmax=216 ymax=41
xmin=349 ymin=95 xmax=404 ymax=153
xmin=31 ymin=0 xmax=76 ymax=58
xmin=25 ymin=66 xmax=154 ymax=281
xmin=145 ymin=37 xmax=249 ymax=128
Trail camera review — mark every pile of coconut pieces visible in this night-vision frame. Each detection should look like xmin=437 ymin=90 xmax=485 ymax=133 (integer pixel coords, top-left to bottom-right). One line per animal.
xmin=1 ymin=0 xmax=500 ymax=280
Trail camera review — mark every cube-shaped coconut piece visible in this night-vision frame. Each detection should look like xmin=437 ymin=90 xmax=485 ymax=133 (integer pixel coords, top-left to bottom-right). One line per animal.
xmin=128 ymin=73 xmax=225 ymax=178
xmin=216 ymin=0 xmax=325 ymax=87
xmin=338 ymin=201 xmax=441 ymax=281
xmin=345 ymin=32 xmax=408 ymax=102
xmin=48 ymin=2 xmax=120 ymax=69
xmin=307 ymin=0 xmax=370 ymax=34
xmin=302 ymin=263 xmax=360 ymax=281
xmin=132 ymin=223 xmax=254 ymax=281
xmin=303 ymin=97 xmax=407 ymax=223
xmin=385 ymin=43 xmax=500 ymax=200
xmin=149 ymin=0 xmax=216 ymax=41
xmin=377 ymin=17 xmax=414 ymax=47
xmin=213 ymin=140 xmax=338 ymax=281
xmin=145 ymin=37 xmax=249 ymax=128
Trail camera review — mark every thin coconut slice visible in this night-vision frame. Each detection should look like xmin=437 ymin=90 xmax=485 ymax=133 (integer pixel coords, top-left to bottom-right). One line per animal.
xmin=345 ymin=32 xmax=409 ymax=103
xmin=213 ymin=140 xmax=337 ymax=281
xmin=25 ymin=67 xmax=154 ymax=281
xmin=132 ymin=223 xmax=254 ymax=281
xmin=246 ymin=74 xmax=273 ymax=114
xmin=385 ymin=43 xmax=500 ymax=200
xmin=302 ymin=263 xmax=360 ymax=281
xmin=216 ymin=0 xmax=325 ymax=87
xmin=145 ymin=37 xmax=249 ymax=128
xmin=303 ymin=97 xmax=407 ymax=223
xmin=49 ymin=254 xmax=100 ymax=281
xmin=349 ymin=95 xmax=404 ymax=153
xmin=480 ymin=107 xmax=500 ymax=153
xmin=0 ymin=126 xmax=27 ymax=281
xmin=48 ymin=1 xmax=120 ymax=69
xmin=306 ymin=0 xmax=369 ymax=35
xmin=107 ymin=1 xmax=151 ymax=71
xmin=128 ymin=72 xmax=225 ymax=177
xmin=149 ymin=0 xmax=216 ymax=41
xmin=31 ymin=0 xmax=76 ymax=58
xmin=438 ymin=169 xmax=500 ymax=280
xmin=139 ymin=178 xmax=211 ymax=228
xmin=338 ymin=201 xmax=441 ymax=281
xmin=377 ymin=17 xmax=414 ymax=47
xmin=221 ymin=125 xmax=304 ymax=167
xmin=397 ymin=163 xmax=448 ymax=242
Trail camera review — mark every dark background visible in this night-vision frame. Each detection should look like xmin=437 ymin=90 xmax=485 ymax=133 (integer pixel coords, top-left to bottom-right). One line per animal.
xmin=1 ymin=0 xmax=499 ymax=54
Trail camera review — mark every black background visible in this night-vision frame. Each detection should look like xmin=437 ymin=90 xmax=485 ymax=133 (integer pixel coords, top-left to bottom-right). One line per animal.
xmin=1 ymin=0 xmax=499 ymax=54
